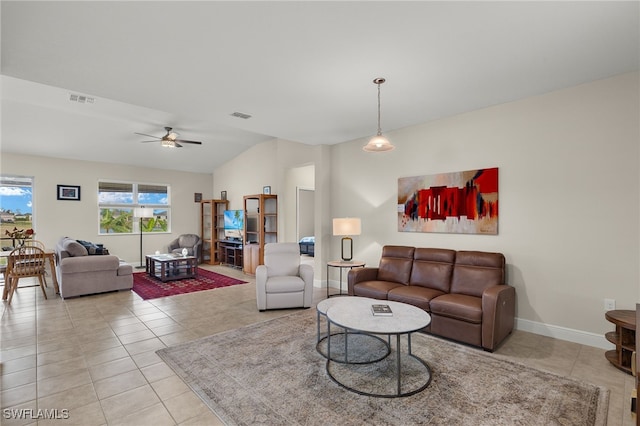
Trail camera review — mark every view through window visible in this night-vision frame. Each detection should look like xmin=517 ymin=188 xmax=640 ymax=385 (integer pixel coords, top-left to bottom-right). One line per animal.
xmin=98 ymin=181 xmax=170 ymax=234
xmin=0 ymin=175 xmax=35 ymax=248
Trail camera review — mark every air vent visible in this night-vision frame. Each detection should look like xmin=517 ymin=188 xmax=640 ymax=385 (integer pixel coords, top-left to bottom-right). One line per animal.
xmin=230 ymin=111 xmax=252 ymax=119
xmin=69 ymin=94 xmax=95 ymax=104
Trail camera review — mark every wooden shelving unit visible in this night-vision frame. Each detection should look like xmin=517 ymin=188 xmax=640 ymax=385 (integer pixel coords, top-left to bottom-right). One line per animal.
xmin=200 ymin=199 xmax=228 ymax=264
xmin=605 ymin=309 xmax=635 ymax=375
xmin=243 ymin=194 xmax=277 ymax=275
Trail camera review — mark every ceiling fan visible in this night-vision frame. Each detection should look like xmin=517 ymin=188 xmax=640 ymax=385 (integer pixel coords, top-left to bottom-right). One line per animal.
xmin=135 ymin=127 xmax=203 ymax=148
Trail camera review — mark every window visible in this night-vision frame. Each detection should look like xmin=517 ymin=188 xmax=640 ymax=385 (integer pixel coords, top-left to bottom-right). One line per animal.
xmin=99 ymin=181 xmax=170 ymax=234
xmin=0 ymin=175 xmax=35 ymax=246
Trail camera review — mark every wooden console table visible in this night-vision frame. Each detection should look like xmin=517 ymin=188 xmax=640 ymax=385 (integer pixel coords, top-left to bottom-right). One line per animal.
xmin=220 ymin=240 xmax=243 ymax=269
xmin=605 ymin=309 xmax=635 ymax=375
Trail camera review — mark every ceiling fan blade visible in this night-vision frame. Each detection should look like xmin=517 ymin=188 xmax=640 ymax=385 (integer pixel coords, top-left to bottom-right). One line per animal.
xmin=140 ymin=140 xmax=160 ymax=143
xmin=174 ymin=142 xmax=183 ymax=148
xmin=134 ymin=132 xmax=161 ymax=139
xmin=174 ymin=139 xmax=202 ymax=145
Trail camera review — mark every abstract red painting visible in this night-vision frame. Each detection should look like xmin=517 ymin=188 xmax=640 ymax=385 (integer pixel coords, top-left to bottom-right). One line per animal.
xmin=398 ymin=167 xmax=499 ymax=234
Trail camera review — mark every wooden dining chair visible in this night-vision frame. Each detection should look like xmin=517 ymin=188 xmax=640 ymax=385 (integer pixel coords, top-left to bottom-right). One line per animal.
xmin=22 ymin=240 xmax=48 ymax=286
xmin=6 ymin=245 xmax=47 ymax=304
xmin=23 ymin=240 xmax=46 ymax=250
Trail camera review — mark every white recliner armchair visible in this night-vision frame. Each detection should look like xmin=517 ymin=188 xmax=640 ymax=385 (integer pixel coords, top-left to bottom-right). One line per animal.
xmin=256 ymin=242 xmax=313 ymax=311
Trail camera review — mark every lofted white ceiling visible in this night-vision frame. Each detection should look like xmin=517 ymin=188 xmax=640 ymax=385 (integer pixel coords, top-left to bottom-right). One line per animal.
xmin=1 ymin=1 xmax=638 ymax=173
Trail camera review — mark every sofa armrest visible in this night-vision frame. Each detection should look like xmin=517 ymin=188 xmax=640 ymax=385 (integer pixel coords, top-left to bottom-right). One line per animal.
xmin=481 ymin=284 xmax=516 ymax=351
xmin=255 ymin=265 xmax=267 ymax=310
xmin=167 ymin=239 xmax=179 ymax=252
xmin=59 ymin=255 xmax=120 ymax=274
xmin=347 ymin=267 xmax=379 ymax=295
xmin=299 ymin=264 xmax=314 ymax=288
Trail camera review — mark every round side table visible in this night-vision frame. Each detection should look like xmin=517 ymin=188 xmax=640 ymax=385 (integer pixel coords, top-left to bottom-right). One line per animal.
xmin=604 ymin=309 xmax=635 ymax=375
xmin=326 ymin=260 xmax=365 ymax=298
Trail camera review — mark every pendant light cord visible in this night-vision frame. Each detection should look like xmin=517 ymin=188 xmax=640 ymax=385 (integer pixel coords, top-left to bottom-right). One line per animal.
xmin=376 ymin=82 xmax=382 ymax=136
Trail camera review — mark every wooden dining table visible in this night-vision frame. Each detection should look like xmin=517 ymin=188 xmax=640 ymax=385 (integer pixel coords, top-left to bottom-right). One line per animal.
xmin=1 ymin=249 xmax=59 ymax=300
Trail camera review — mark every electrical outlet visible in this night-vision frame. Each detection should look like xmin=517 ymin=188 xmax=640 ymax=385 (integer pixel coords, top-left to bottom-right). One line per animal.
xmin=604 ymin=298 xmax=616 ymax=311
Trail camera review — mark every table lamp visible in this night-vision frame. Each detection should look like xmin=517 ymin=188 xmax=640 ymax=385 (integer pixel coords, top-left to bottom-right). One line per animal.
xmin=333 ymin=218 xmax=361 ymax=262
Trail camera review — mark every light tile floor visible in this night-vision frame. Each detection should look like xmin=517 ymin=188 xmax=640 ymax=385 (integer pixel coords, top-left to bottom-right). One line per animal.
xmin=1 ymin=264 xmax=635 ymax=425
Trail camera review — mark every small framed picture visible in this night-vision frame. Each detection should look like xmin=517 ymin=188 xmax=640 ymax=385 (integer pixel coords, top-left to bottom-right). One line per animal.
xmin=57 ymin=184 xmax=81 ymax=201
xmin=221 ymin=191 xmax=227 ymax=200
xmin=263 ymin=186 xmax=271 ymax=195
xmin=194 ymin=192 xmax=202 ymax=202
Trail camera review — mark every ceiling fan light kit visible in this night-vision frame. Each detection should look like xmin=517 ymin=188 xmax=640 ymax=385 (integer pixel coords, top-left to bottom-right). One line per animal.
xmin=161 ymin=140 xmax=178 ymax=148
xmin=363 ymin=77 xmax=396 ymax=153
xmin=135 ymin=126 xmax=203 ymax=148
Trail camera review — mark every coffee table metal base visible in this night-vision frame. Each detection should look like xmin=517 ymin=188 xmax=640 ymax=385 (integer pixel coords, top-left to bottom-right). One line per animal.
xmin=325 ymin=325 xmax=432 ymax=398
xmin=321 ymin=297 xmax=432 ymax=398
xmin=316 ymin=298 xmax=390 ymax=363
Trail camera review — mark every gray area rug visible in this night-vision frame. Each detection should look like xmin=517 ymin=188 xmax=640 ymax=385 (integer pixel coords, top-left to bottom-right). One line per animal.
xmin=156 ymin=309 xmax=609 ymax=425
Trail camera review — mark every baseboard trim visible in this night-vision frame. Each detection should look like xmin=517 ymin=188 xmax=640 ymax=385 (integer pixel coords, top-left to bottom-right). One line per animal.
xmin=515 ymin=317 xmax=611 ymax=350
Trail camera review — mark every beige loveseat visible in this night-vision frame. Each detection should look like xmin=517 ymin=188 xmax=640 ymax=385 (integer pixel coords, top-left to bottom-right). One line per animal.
xmin=348 ymin=245 xmax=515 ymax=351
xmin=55 ymin=237 xmax=133 ymax=298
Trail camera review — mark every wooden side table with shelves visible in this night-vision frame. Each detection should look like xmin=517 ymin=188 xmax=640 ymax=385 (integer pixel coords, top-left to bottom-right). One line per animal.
xmin=605 ymin=309 xmax=635 ymax=375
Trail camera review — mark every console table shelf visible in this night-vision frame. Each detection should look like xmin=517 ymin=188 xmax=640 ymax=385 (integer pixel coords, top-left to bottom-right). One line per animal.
xmin=605 ymin=309 xmax=635 ymax=375
xmin=220 ymin=240 xmax=243 ymax=269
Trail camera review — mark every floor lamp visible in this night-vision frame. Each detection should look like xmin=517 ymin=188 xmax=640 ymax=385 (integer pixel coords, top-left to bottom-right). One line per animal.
xmin=134 ymin=207 xmax=154 ymax=269
xmin=332 ymin=218 xmax=361 ymax=262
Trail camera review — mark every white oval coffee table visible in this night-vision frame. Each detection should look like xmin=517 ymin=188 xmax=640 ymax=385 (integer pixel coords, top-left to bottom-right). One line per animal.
xmin=316 ymin=297 xmax=390 ymax=363
xmin=325 ymin=296 xmax=432 ymax=398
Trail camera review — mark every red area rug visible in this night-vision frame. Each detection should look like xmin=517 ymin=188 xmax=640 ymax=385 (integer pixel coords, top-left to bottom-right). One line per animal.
xmin=132 ymin=268 xmax=247 ymax=300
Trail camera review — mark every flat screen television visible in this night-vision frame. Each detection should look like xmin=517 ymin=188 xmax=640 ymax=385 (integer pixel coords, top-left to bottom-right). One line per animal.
xmin=223 ymin=210 xmax=244 ymax=240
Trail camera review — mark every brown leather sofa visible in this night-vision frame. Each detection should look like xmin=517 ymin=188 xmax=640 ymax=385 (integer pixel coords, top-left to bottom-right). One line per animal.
xmin=347 ymin=245 xmax=515 ymax=351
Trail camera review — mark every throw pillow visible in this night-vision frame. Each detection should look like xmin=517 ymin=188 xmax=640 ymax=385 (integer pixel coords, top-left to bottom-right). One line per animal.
xmin=77 ymin=239 xmax=102 ymax=255
xmin=62 ymin=239 xmax=88 ymax=257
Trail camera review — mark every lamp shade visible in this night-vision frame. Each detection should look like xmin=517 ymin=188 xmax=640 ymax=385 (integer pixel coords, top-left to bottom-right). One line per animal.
xmin=134 ymin=207 xmax=154 ymax=218
xmin=333 ymin=218 xmax=361 ymax=236
xmin=363 ymin=134 xmax=395 ymax=152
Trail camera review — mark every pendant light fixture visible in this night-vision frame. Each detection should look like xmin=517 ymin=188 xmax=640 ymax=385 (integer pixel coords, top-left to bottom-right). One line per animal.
xmin=363 ymin=77 xmax=395 ymax=152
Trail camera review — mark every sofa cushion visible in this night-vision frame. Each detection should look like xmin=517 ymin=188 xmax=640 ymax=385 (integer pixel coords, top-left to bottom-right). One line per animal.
xmin=62 ymin=239 xmax=88 ymax=257
xmin=377 ymin=245 xmax=415 ymax=285
xmin=388 ymin=285 xmax=445 ymax=311
xmin=450 ymin=251 xmax=505 ymax=297
xmin=171 ymin=247 xmax=195 ymax=256
xmin=429 ymin=293 xmax=483 ymax=324
xmin=352 ymin=280 xmax=403 ymax=300
xmin=264 ymin=243 xmax=300 ymax=277
xmin=265 ymin=276 xmax=306 ymax=293
xmin=178 ymin=234 xmax=199 ymax=248
xmin=409 ymin=248 xmax=456 ymax=293
xmin=59 ymin=255 xmax=120 ymax=274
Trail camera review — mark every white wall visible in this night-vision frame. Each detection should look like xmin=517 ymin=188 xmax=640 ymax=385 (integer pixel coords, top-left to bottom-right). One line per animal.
xmin=211 ymin=139 xmax=278 ymax=211
xmin=210 ymin=72 xmax=639 ymax=348
xmin=213 ymin=139 xmax=330 ymax=283
xmin=0 ymin=153 xmax=212 ymax=264
xmin=331 ymin=72 xmax=639 ymax=345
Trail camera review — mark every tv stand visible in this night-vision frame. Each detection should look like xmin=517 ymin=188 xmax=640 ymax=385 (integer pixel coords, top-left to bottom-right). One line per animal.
xmin=220 ymin=240 xmax=243 ymax=269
